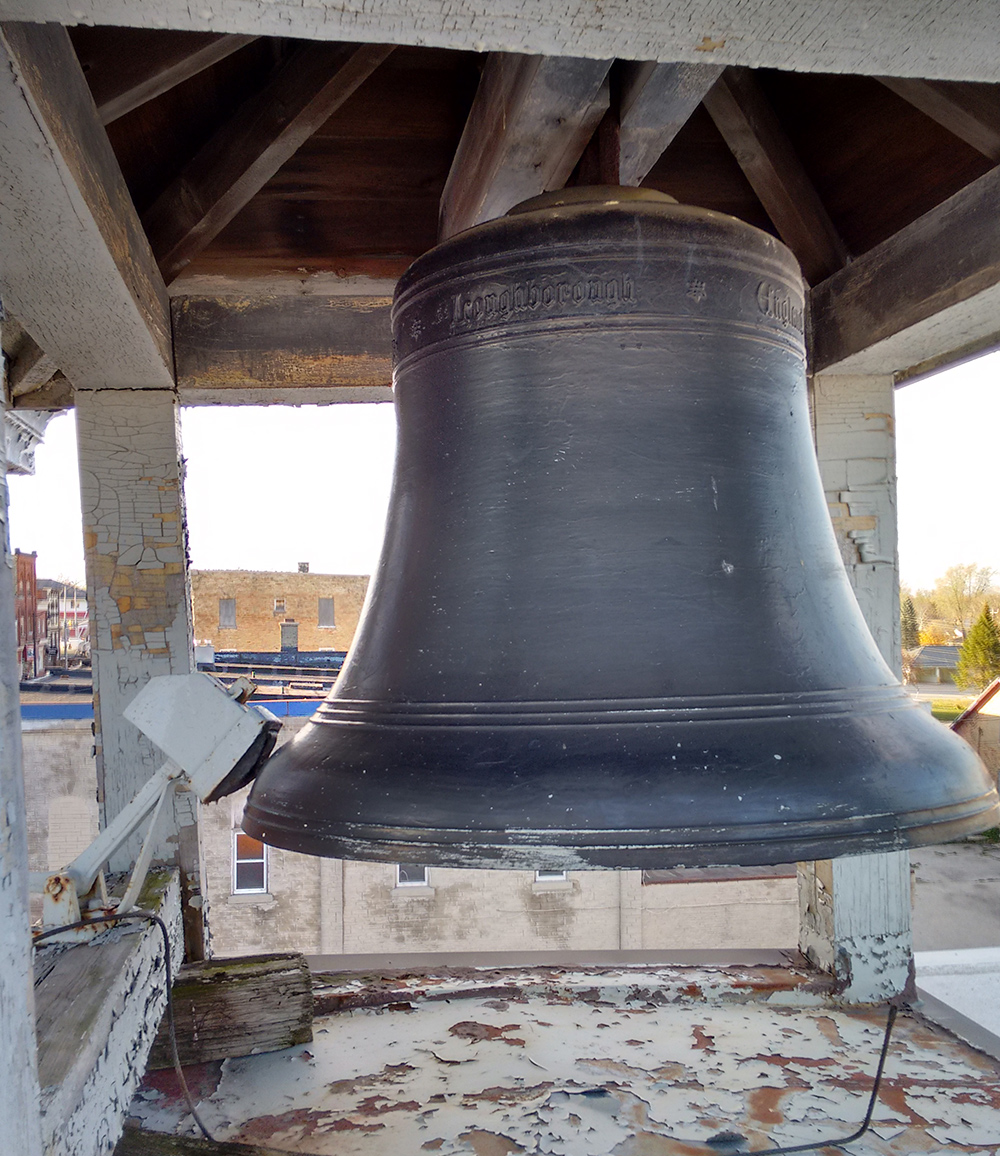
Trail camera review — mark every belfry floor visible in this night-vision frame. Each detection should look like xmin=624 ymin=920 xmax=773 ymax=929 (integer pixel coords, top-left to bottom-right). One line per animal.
xmin=128 ymin=961 xmax=1000 ymax=1155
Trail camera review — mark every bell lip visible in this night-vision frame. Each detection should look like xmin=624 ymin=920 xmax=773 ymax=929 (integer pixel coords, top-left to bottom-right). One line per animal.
xmin=242 ymin=795 xmax=1000 ymax=869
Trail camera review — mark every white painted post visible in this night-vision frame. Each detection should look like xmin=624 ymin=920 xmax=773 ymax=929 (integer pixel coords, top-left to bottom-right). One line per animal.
xmin=75 ymin=388 xmax=204 ymax=956
xmin=799 ymin=373 xmax=912 ymax=1003
xmin=0 ymin=400 xmax=44 ymax=1155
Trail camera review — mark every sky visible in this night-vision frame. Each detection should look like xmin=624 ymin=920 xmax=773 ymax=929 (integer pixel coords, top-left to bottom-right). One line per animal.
xmin=7 ymin=348 xmax=1000 ymax=590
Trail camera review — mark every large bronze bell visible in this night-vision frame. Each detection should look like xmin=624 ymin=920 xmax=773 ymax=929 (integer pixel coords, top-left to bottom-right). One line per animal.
xmin=244 ymin=187 xmax=998 ymax=868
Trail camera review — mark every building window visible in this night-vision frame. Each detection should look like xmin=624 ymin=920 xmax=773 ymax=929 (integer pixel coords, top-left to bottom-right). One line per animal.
xmin=396 ymin=863 xmax=429 ymax=886
xmin=318 ymin=597 xmax=336 ymax=628
xmin=273 ymin=598 xmax=286 ymax=615
xmin=280 ymin=621 xmax=299 ymax=651
xmin=535 ymin=870 xmax=567 ymax=882
xmin=218 ymin=598 xmax=236 ymax=629
xmin=233 ymin=830 xmax=267 ymax=893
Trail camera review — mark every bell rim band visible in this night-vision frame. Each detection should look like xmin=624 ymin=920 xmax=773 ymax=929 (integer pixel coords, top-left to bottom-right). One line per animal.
xmin=311 ymin=684 xmax=915 ymax=728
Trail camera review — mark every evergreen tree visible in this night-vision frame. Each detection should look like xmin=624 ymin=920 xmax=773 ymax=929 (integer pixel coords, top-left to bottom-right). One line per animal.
xmin=900 ymin=596 xmax=920 ymax=650
xmin=954 ymin=604 xmax=1000 ymax=690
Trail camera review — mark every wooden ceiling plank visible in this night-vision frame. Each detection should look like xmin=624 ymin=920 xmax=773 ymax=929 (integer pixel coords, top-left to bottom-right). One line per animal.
xmin=143 ymin=41 xmax=395 ymax=285
xmin=876 ymin=77 xmax=1000 ymax=162
xmin=618 ymin=60 xmax=724 ymax=186
xmin=811 ymin=160 xmax=1000 ymax=377
xmin=0 ymin=22 xmax=172 ymax=388
xmin=95 ymin=33 xmax=259 ymax=125
xmin=703 ymin=67 xmax=848 ymax=283
xmin=439 ymin=53 xmax=612 ymax=240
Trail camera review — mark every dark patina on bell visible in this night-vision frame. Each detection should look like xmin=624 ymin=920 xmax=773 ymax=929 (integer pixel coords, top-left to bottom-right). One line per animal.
xmin=244 ymin=187 xmax=998 ymax=868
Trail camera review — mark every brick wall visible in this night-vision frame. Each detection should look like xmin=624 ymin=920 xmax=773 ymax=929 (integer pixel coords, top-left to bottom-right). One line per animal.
xmin=191 ymin=570 xmax=369 ymax=654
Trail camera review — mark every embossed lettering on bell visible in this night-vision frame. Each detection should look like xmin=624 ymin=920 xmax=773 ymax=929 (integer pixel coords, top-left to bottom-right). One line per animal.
xmin=244 ymin=187 xmax=999 ymax=869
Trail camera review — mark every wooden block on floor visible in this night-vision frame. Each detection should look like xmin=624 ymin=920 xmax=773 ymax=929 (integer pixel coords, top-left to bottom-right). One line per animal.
xmin=146 ymin=953 xmax=312 ymax=1069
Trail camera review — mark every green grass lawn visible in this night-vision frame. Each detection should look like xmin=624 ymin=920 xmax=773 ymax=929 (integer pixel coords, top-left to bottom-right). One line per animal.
xmin=930 ymin=698 xmax=973 ymax=722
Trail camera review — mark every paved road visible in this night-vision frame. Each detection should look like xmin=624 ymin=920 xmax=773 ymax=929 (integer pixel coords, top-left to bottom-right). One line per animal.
xmin=912 ymin=841 xmax=1000 ymax=950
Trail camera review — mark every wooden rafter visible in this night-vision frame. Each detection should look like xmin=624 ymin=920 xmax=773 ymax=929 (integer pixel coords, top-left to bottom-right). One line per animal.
xmin=877 ymin=77 xmax=1000 ymax=162
xmin=0 ymin=22 xmax=172 ymax=388
xmin=811 ymin=161 xmax=1000 ymax=377
xmin=143 ymin=42 xmax=394 ymax=284
xmin=618 ymin=61 xmax=724 ymax=186
xmin=7 ymin=335 xmax=58 ymax=399
xmin=439 ymin=53 xmax=612 ymax=240
xmin=73 ymin=29 xmax=259 ymax=124
xmin=703 ymin=67 xmax=848 ymax=283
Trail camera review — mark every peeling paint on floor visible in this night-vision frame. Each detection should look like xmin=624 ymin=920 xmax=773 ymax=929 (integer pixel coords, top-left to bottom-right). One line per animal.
xmin=129 ymin=964 xmax=1000 ymax=1154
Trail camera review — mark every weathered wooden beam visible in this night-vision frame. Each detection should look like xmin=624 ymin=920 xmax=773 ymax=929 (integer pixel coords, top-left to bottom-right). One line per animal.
xmin=11 ymin=372 xmax=73 ymax=412
xmin=810 ymin=161 xmax=1000 ymax=377
xmin=0 ymin=22 xmax=173 ymax=388
xmin=439 ymin=53 xmax=612 ymax=240
xmin=78 ymin=30 xmax=259 ymax=125
xmin=144 ymin=42 xmax=394 ymax=284
xmin=618 ymin=60 xmax=724 ymax=185
xmin=7 ymin=334 xmax=57 ymax=398
xmin=877 ymin=77 xmax=1000 ymax=161
xmin=703 ymin=67 xmax=848 ymax=284
xmin=173 ymin=293 xmax=393 ymax=403
xmin=146 ymin=953 xmax=312 ymax=1069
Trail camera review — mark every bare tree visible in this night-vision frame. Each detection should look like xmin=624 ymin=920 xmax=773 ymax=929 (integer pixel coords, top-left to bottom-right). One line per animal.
xmin=933 ymin=563 xmax=996 ymax=638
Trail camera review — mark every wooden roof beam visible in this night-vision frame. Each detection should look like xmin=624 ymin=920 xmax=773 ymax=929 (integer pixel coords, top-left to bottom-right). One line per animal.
xmin=439 ymin=53 xmax=612 ymax=241
xmin=0 ymin=22 xmax=172 ymax=388
xmin=84 ymin=31 xmax=259 ymax=125
xmin=877 ymin=77 xmax=1000 ymax=162
xmin=143 ymin=41 xmax=394 ymax=285
xmin=811 ymin=161 xmax=1000 ymax=379
xmin=703 ymin=67 xmax=848 ymax=284
xmin=172 ymin=292 xmax=393 ymax=405
xmin=618 ymin=60 xmax=724 ymax=185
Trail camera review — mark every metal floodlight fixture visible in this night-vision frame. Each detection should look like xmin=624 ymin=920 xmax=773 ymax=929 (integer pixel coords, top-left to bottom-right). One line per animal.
xmin=33 ymin=672 xmax=280 ymax=940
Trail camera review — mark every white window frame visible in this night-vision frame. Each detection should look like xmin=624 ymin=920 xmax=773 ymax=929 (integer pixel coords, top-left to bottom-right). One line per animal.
xmin=318 ymin=596 xmax=336 ymax=628
xmin=218 ymin=597 xmax=236 ymax=630
xmin=535 ymin=869 xmax=567 ymax=882
xmin=395 ymin=863 xmax=429 ymax=887
xmin=232 ymin=828 xmax=268 ymax=894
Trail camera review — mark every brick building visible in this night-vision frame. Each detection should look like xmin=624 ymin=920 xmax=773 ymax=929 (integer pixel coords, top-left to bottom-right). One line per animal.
xmin=13 ymin=549 xmax=43 ymax=679
xmin=190 ymin=567 xmax=369 ymax=655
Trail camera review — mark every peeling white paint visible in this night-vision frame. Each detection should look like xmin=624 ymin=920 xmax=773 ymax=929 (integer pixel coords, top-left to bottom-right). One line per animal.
xmin=0 ymin=393 xmax=43 ymax=1156
xmin=39 ymin=870 xmax=183 ymax=1156
xmin=131 ymin=962 xmax=1000 ymax=1154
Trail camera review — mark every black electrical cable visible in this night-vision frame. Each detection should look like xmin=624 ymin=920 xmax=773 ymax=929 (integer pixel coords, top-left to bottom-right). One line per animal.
xmin=33 ymin=911 xmax=215 ymax=1143
xmin=728 ymin=1003 xmax=899 ymax=1155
